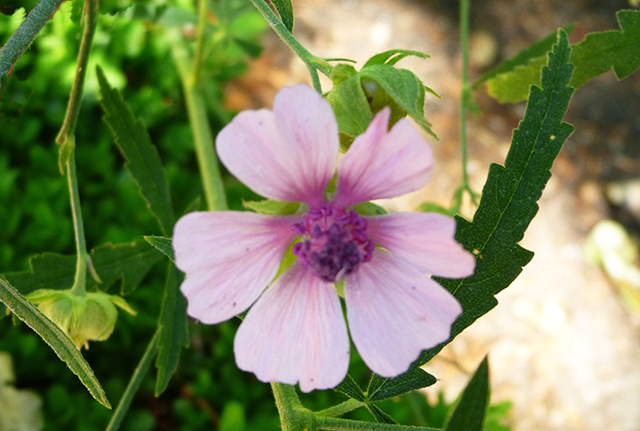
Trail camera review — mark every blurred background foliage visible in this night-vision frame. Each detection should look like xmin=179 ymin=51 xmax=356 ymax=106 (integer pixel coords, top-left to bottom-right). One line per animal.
xmin=0 ymin=0 xmax=510 ymax=429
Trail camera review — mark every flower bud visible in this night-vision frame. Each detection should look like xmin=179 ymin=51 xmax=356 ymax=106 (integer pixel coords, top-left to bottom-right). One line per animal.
xmin=27 ymin=289 xmax=136 ymax=349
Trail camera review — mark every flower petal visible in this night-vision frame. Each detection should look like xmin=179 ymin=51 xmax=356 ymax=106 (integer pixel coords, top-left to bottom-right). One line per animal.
xmin=173 ymin=211 xmax=299 ymax=324
xmin=344 ymin=250 xmax=462 ymax=377
xmin=334 ymin=108 xmax=434 ymax=207
xmin=234 ymin=262 xmax=350 ymax=392
xmin=366 ymin=213 xmax=476 ymax=278
xmin=216 ymin=85 xmax=339 ymax=206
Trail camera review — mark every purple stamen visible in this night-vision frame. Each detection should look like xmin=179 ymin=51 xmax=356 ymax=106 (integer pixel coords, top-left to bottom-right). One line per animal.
xmin=292 ymin=204 xmax=375 ymax=282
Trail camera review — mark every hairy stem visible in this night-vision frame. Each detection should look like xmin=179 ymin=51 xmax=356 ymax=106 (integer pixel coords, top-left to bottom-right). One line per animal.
xmin=315 ymin=399 xmax=365 ymax=418
xmin=105 ymin=331 xmax=160 ymax=431
xmin=316 ymin=417 xmax=441 ymax=431
xmin=0 ymin=0 xmax=64 ymax=79
xmin=248 ymin=0 xmax=330 ymax=93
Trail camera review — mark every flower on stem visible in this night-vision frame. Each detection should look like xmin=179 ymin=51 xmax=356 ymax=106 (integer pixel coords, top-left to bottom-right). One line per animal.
xmin=173 ymin=85 xmax=475 ymax=392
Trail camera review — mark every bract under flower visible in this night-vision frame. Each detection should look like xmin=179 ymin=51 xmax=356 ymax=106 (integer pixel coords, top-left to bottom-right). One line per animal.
xmin=173 ymin=84 xmax=475 ymax=392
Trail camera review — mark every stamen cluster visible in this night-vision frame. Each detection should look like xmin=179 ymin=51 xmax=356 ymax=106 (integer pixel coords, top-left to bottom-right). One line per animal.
xmin=292 ymin=203 xmax=374 ymax=282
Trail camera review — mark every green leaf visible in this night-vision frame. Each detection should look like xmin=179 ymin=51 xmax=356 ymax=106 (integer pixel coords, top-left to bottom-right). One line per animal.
xmin=363 ymin=49 xmax=429 ymax=68
xmin=334 ymin=374 xmax=366 ymax=402
xmin=473 ymin=27 xmax=570 ymax=89
xmin=367 ymin=367 xmax=437 ymax=401
xmin=366 ymin=403 xmax=396 ymax=424
xmin=359 ymin=65 xmax=435 ymax=139
xmin=271 ymin=0 xmax=294 ymax=32
xmin=570 ymin=10 xmax=640 ymax=88
xmin=155 ymin=263 xmax=189 ymax=395
xmin=419 ymin=30 xmax=575 ymax=365
xmin=97 ymin=66 xmax=174 ymax=236
xmin=486 ymin=56 xmax=548 ymax=103
xmin=445 ymin=357 xmax=490 ymax=431
xmin=0 ymin=275 xmax=110 ymax=408
xmin=4 ymin=242 xmax=162 ymax=297
xmin=144 ymin=235 xmax=174 ymax=263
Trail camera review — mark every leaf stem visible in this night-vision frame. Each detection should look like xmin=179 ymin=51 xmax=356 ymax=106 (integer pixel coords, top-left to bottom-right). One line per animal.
xmin=105 ymin=330 xmax=160 ymax=431
xmin=315 ymin=417 xmax=441 ymax=431
xmin=248 ymin=0 xmax=330 ymax=93
xmin=169 ymin=32 xmax=228 ymax=212
xmin=56 ymin=0 xmax=99 ymax=296
xmin=0 ymin=0 xmax=64 ymax=79
xmin=315 ymin=399 xmax=365 ymax=418
xmin=452 ymin=0 xmax=478 ymax=214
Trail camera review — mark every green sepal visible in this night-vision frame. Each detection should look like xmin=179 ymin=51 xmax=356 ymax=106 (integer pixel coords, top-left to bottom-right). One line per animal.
xmin=242 ymin=199 xmax=301 ymax=215
xmin=352 ymin=202 xmax=387 ymax=216
xmin=445 ymin=357 xmax=490 ymax=431
xmin=330 ymin=64 xmax=358 ymax=86
xmin=362 ymin=48 xmax=429 ymax=67
xmin=417 ymin=202 xmax=454 ymax=216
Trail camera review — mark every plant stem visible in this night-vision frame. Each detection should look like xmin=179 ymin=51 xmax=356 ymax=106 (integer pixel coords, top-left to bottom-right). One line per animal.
xmin=56 ymin=0 xmax=98 ymax=296
xmin=315 ymin=399 xmax=365 ymax=418
xmin=56 ymin=0 xmax=99 ymax=152
xmin=452 ymin=0 xmax=478 ymax=214
xmin=316 ymin=417 xmax=441 ymax=431
xmin=67 ymin=152 xmax=88 ymax=297
xmin=170 ymin=35 xmax=228 ymax=212
xmin=271 ymin=383 xmax=305 ymax=430
xmin=0 ymin=0 xmax=64 ymax=79
xmin=192 ymin=0 xmax=208 ymax=84
xmin=248 ymin=0 xmax=330 ymax=93
xmin=105 ymin=330 xmax=160 ymax=431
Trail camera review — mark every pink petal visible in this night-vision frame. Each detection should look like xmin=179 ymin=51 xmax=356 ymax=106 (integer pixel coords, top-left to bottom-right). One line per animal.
xmin=366 ymin=213 xmax=476 ymax=278
xmin=333 ymin=108 xmax=434 ymax=208
xmin=234 ymin=262 xmax=350 ymax=392
xmin=173 ymin=211 xmax=299 ymax=324
xmin=344 ymin=250 xmax=462 ymax=377
xmin=216 ymin=85 xmax=339 ymax=206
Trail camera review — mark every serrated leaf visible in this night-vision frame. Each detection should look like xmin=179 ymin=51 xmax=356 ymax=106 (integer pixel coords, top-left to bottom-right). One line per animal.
xmin=366 ymin=404 xmax=396 ymax=424
xmin=0 ymin=275 xmax=110 ymax=408
xmin=334 ymin=374 xmax=366 ymax=402
xmin=570 ymin=10 xmax=640 ymax=87
xmin=419 ymin=30 xmax=575 ymax=365
xmin=144 ymin=235 xmax=174 ymax=263
xmin=487 ymin=56 xmax=548 ymax=103
xmin=474 ymin=27 xmax=571 ymax=89
xmin=271 ymin=0 xmax=294 ymax=32
xmin=4 ymin=242 xmax=162 ymax=296
xmin=445 ymin=357 xmax=489 ymax=431
xmin=363 ymin=49 xmax=429 ymax=68
xmin=155 ymin=263 xmax=189 ymax=395
xmin=97 ymin=66 xmax=174 ymax=236
xmin=367 ymin=367 xmax=436 ymax=401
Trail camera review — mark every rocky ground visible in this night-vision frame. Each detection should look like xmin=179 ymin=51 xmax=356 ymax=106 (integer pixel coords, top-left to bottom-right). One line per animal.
xmin=226 ymin=1 xmax=640 ymax=429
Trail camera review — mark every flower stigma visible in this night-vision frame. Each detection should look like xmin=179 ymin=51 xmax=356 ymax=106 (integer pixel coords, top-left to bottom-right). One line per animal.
xmin=292 ymin=203 xmax=375 ymax=283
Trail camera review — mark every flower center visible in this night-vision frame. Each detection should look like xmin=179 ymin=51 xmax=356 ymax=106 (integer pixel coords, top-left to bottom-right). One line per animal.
xmin=292 ymin=203 xmax=374 ymax=283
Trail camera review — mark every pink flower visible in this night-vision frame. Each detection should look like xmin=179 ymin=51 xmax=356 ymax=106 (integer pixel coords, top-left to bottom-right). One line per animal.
xmin=173 ymin=85 xmax=475 ymax=392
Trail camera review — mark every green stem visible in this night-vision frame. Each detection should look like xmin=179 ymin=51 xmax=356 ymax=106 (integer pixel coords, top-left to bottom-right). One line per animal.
xmin=0 ymin=0 xmax=65 ymax=79
xmin=169 ymin=33 xmax=228 ymax=212
xmin=56 ymin=0 xmax=99 ymax=152
xmin=67 ymin=152 xmax=88 ymax=297
xmin=452 ymin=0 xmax=477 ymax=213
xmin=271 ymin=383 xmax=306 ymax=431
xmin=315 ymin=399 xmax=365 ymax=418
xmin=57 ymin=0 xmax=99 ymax=296
xmin=105 ymin=330 xmax=160 ymax=431
xmin=316 ymin=417 xmax=441 ymax=431
xmin=192 ymin=0 xmax=207 ymax=84
xmin=248 ymin=0 xmax=329 ymax=93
